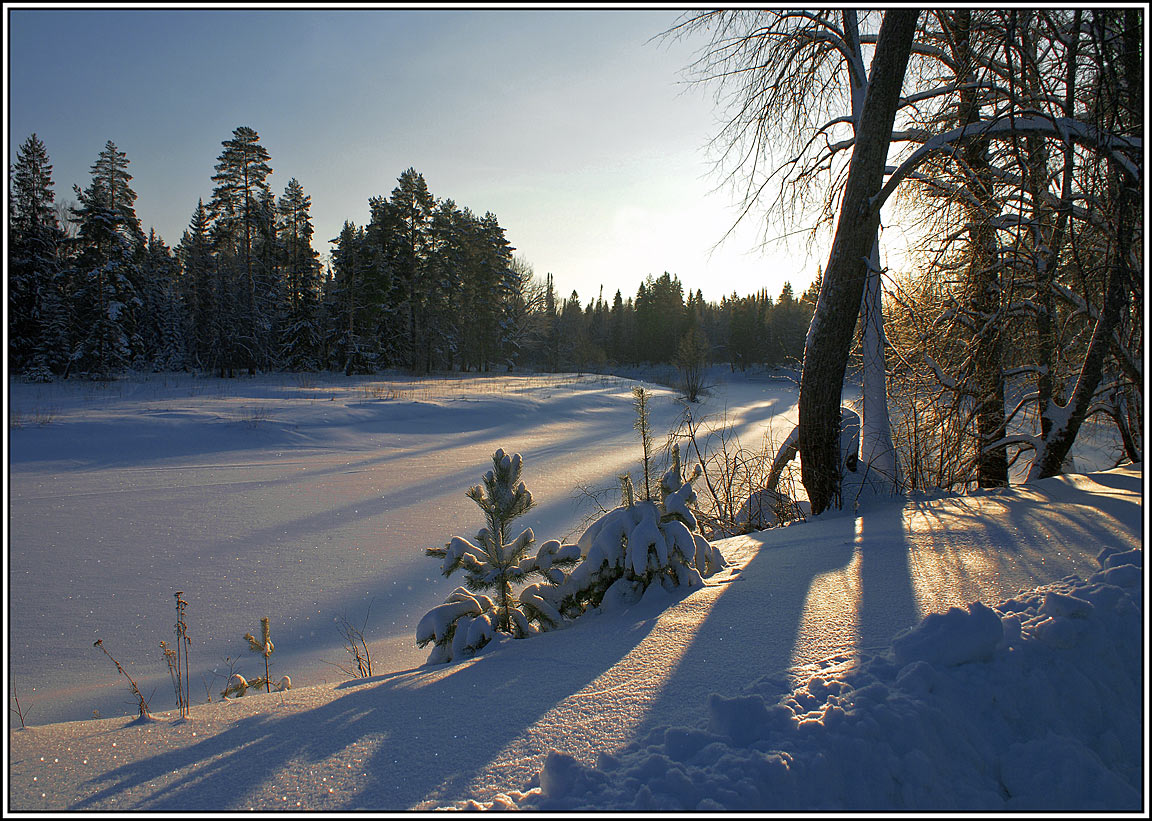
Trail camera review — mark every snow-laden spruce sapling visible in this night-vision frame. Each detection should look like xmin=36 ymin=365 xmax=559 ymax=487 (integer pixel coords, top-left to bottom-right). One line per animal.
xmin=419 ymin=448 xmax=580 ymax=664
xmin=553 ymin=445 xmax=728 ymax=614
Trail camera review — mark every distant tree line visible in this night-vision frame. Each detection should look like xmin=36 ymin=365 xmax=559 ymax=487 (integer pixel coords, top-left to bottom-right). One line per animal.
xmin=522 ymin=270 xmax=819 ymax=374
xmin=9 ymin=126 xmax=819 ymax=381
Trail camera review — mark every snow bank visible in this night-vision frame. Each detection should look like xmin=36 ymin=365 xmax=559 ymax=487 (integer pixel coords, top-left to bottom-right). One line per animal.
xmin=519 ymin=545 xmax=1144 ymax=811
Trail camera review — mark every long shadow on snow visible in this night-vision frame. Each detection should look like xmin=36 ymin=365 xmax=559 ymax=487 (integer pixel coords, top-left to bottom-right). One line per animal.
xmin=191 ymin=406 xmax=650 ymax=572
xmin=159 ymin=426 xmax=658 ymax=713
xmin=72 ymin=616 xmax=660 ymax=811
xmin=7 ymin=401 xmax=529 ymax=472
xmin=622 ymin=502 xmax=920 ymax=753
xmin=906 ymin=471 xmax=1141 ymax=607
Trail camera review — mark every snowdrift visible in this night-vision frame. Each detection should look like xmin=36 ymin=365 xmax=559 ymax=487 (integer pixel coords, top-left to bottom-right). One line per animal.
xmin=522 ymin=542 xmax=1144 ymax=811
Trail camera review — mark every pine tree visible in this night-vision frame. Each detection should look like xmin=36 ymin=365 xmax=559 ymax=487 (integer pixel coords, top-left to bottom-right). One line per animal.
xmin=387 ymin=168 xmax=436 ymax=372
xmin=244 ymin=616 xmax=275 ymax=693
xmin=208 ymin=126 xmax=274 ymax=375
xmin=419 ymin=450 xmax=579 ymax=663
xmin=9 ymin=133 xmax=69 ymax=379
xmin=425 ymin=199 xmax=467 ymax=369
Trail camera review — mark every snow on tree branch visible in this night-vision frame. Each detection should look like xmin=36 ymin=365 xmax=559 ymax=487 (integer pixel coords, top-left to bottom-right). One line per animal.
xmin=875 ymin=115 xmax=1141 ymax=210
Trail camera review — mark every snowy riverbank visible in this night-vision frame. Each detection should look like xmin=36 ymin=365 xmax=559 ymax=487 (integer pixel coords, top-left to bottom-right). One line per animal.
xmin=7 ymin=370 xmax=1143 ymax=811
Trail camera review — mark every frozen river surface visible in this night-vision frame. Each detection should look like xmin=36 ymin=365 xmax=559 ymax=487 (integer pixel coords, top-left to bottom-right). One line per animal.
xmin=9 ymin=369 xmax=800 ymax=723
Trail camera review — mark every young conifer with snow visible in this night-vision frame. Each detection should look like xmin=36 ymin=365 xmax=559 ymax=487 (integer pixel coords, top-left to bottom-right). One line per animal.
xmin=419 ymin=449 xmax=579 ymax=664
xmin=553 ymin=447 xmax=728 ymax=615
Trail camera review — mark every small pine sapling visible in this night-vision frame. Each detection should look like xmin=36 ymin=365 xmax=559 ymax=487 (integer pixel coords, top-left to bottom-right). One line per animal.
xmin=420 ymin=449 xmax=579 ymax=664
xmin=633 ymin=387 xmax=654 ymax=500
xmin=558 ymin=446 xmax=727 ymax=614
xmin=244 ymin=616 xmax=275 ymax=693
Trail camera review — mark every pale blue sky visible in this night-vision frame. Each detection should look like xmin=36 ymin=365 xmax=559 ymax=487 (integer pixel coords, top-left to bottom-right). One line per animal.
xmin=8 ymin=7 xmax=821 ymax=304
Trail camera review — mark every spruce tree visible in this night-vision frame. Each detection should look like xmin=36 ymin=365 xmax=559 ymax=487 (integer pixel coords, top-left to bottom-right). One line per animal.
xmin=178 ymin=201 xmax=216 ymax=372
xmin=9 ymin=133 xmax=69 ymax=379
xmin=327 ymin=221 xmax=383 ymax=374
xmin=555 ymin=449 xmax=726 ymax=615
xmin=69 ymin=141 xmax=145 ymax=378
xmin=144 ymin=231 xmax=187 ymax=371
xmin=277 ymin=178 xmax=322 ymax=370
xmin=478 ymin=211 xmax=517 ymax=369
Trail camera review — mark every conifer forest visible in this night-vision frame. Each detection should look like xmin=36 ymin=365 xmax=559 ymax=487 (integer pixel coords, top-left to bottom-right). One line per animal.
xmin=9 ymin=127 xmax=818 ymax=383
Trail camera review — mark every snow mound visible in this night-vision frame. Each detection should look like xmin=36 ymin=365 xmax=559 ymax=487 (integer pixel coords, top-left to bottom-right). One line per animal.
xmin=517 ymin=546 xmax=1144 ymax=811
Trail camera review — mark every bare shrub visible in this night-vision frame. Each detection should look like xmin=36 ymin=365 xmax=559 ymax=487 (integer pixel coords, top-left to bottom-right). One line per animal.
xmin=323 ymin=604 xmax=376 ymax=680
xmin=671 ymin=407 xmax=806 ymax=539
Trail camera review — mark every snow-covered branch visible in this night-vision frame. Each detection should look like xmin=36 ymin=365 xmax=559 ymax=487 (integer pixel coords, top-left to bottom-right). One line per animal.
xmin=875 ymin=115 xmax=1142 ymax=209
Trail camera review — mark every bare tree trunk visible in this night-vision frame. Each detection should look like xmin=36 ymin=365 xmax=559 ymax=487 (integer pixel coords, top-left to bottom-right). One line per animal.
xmin=798 ymin=9 xmax=920 ymax=515
xmin=958 ymin=9 xmax=1009 ymax=488
xmin=1029 ymin=198 xmax=1131 ymax=479
xmin=859 ymin=238 xmax=902 ymax=490
xmin=1029 ymin=9 xmax=1140 ymax=480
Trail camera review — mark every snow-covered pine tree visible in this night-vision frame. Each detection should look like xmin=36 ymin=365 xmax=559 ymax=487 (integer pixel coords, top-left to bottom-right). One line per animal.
xmin=208 ymin=126 xmax=274 ymax=376
xmin=277 ymin=178 xmax=323 ymax=371
xmin=556 ymin=447 xmax=727 ymax=614
xmin=418 ymin=449 xmax=579 ymax=664
xmin=9 ymin=133 xmax=69 ymax=380
xmin=386 ymin=168 xmax=436 ymax=373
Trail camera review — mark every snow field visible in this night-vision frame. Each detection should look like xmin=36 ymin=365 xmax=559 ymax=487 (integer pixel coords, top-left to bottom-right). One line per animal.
xmin=7 ymin=369 xmax=794 ymax=724
xmin=520 ymin=540 xmax=1143 ymax=811
xmin=7 ymin=369 xmax=1142 ymax=812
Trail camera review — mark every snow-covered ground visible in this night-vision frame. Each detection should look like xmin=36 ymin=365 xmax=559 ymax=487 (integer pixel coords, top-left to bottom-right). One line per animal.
xmin=6 ymin=369 xmax=1145 ymax=812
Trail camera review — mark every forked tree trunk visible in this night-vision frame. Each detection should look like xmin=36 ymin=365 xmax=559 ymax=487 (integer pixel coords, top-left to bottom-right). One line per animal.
xmin=798 ymin=9 xmax=919 ymax=515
